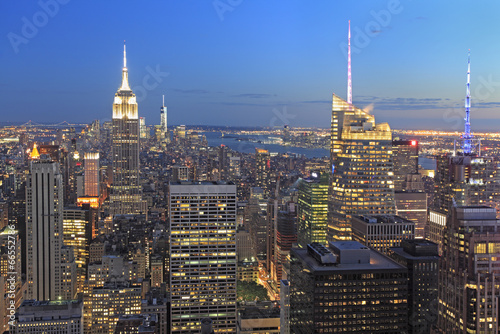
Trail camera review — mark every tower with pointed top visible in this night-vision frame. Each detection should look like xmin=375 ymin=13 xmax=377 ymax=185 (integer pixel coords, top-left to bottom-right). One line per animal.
xmin=462 ymin=50 xmax=473 ymax=155
xmin=160 ymin=95 xmax=168 ymax=142
xmin=347 ymin=20 xmax=352 ymax=105
xmin=110 ymin=43 xmax=146 ymax=215
xmin=328 ymin=21 xmax=395 ymax=241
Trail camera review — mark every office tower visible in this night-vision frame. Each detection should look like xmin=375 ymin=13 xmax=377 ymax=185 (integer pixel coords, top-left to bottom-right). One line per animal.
xmin=351 ymin=214 xmax=415 ymax=254
xmin=328 ymin=23 xmax=395 ymax=241
xmin=84 ymin=152 xmax=99 ymax=197
xmin=139 ymin=117 xmax=147 ymax=139
xmin=160 ymin=95 xmax=168 ymax=140
xmin=110 ymin=43 xmax=146 ymax=215
xmin=14 ymin=300 xmax=83 ymax=334
xmin=219 ymin=145 xmax=228 ymax=180
xmin=88 ymin=281 xmax=142 ymax=334
xmin=255 ymin=148 xmax=270 ymax=195
xmin=392 ymin=139 xmax=419 ymax=192
xmin=297 ymin=172 xmax=328 ymax=247
xmin=395 ymin=174 xmax=427 ymax=238
xmin=271 ymin=203 xmax=297 ymax=284
xmin=280 ymin=280 xmax=290 ymax=334
xmin=437 ymin=206 xmax=500 ymax=333
xmin=169 ymin=182 xmax=237 ymax=333
xmin=63 ymin=206 xmax=91 ymax=294
xmin=26 ymin=155 xmax=75 ymax=300
xmin=389 ymin=239 xmax=439 ymax=334
xmin=290 ymin=242 xmax=408 ymax=333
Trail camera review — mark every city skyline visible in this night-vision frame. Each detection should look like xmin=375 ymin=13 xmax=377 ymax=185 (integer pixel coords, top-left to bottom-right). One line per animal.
xmin=2 ymin=1 xmax=500 ymax=130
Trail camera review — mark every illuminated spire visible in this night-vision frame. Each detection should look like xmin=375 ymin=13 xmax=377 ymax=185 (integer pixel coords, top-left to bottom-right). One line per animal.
xmin=347 ymin=20 xmax=352 ymax=104
xmin=462 ymin=50 xmax=472 ymax=154
xmin=30 ymin=143 xmax=40 ymax=159
xmin=162 ymin=94 xmax=165 ymax=107
xmin=119 ymin=40 xmax=131 ymax=91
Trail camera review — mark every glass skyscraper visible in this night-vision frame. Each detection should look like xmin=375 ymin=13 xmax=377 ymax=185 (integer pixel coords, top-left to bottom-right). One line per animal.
xmin=328 ymin=94 xmax=395 ymax=241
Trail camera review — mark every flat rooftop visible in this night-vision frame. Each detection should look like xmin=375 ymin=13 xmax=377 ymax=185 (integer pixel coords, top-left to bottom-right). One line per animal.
xmin=292 ymin=246 xmax=405 ymax=273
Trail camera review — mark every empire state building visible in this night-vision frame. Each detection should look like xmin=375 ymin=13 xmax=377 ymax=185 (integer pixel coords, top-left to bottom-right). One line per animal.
xmin=110 ymin=43 xmax=146 ymax=215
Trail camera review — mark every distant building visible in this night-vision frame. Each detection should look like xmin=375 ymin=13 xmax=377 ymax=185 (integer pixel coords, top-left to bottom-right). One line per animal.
xmin=255 ymin=148 xmax=270 ymax=196
xmin=15 ymin=300 xmax=83 ymax=334
xmin=280 ymin=280 xmax=290 ymax=334
xmin=389 ymin=239 xmax=439 ymax=334
xmin=351 ymin=214 xmax=415 ymax=254
xmin=84 ymin=152 xmax=99 ymax=197
xmin=392 ymin=139 xmax=419 ymax=192
xmin=290 ymin=242 xmax=408 ymax=333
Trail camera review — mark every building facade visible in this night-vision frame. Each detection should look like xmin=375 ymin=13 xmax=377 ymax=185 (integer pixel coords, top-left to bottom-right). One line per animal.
xmin=329 ymin=94 xmax=395 ymax=241
xmin=109 ymin=44 xmax=146 ymax=215
xmin=290 ymin=241 xmax=408 ymax=333
xmin=169 ymin=182 xmax=237 ymax=333
xmin=297 ymin=173 xmax=328 ymax=247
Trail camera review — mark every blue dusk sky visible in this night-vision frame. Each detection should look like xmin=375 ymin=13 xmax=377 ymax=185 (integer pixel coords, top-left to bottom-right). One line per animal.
xmin=1 ymin=1 xmax=500 ymax=131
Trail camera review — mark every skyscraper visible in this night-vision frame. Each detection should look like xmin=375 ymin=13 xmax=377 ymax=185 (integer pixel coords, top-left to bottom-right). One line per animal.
xmin=392 ymin=139 xmax=419 ymax=192
xmin=84 ymin=152 xmax=99 ymax=197
xmin=297 ymin=172 xmax=328 ymax=247
xmin=437 ymin=206 xmax=500 ymax=333
xmin=110 ymin=43 xmax=146 ymax=215
xmin=169 ymin=181 xmax=237 ymax=333
xmin=160 ymin=95 xmax=168 ymax=139
xmin=328 ymin=21 xmax=395 ymax=241
xmin=26 ymin=155 xmax=75 ymax=300
xmin=255 ymin=148 xmax=270 ymax=196
xmin=290 ymin=242 xmax=408 ymax=333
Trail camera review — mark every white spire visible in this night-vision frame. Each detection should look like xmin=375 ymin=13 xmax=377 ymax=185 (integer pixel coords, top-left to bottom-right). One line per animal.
xmin=119 ymin=41 xmax=131 ymax=91
xmin=123 ymin=40 xmax=127 ymax=68
xmin=347 ymin=20 xmax=352 ymax=104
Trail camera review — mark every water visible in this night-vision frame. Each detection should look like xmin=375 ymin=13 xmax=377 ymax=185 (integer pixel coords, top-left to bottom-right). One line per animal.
xmin=202 ymin=132 xmax=328 ymax=158
xmin=203 ymin=132 xmax=438 ymax=168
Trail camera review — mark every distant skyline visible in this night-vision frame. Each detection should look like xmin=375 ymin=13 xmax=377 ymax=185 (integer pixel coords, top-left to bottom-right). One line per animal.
xmin=1 ymin=1 xmax=500 ymax=131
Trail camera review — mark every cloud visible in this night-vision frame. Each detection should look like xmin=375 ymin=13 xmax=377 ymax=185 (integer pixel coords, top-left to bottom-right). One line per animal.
xmin=231 ymin=93 xmax=277 ymax=99
xmin=172 ymin=88 xmax=210 ymax=94
xmin=353 ymin=96 xmax=451 ymax=111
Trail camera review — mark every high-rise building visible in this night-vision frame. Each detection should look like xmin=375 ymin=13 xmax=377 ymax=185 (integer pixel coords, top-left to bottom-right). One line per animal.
xmin=392 ymin=139 xmax=419 ymax=192
xmin=328 ymin=94 xmax=395 ymax=241
xmin=15 ymin=300 xmax=83 ymax=334
xmin=255 ymin=148 xmax=270 ymax=196
xmin=280 ymin=280 xmax=290 ymax=334
xmin=328 ymin=22 xmax=396 ymax=242
xmin=297 ymin=173 xmax=328 ymax=247
xmin=169 ymin=181 xmax=237 ymax=333
xmin=139 ymin=116 xmax=147 ymax=139
xmin=389 ymin=239 xmax=439 ymax=334
xmin=395 ymin=174 xmax=427 ymax=239
xmin=290 ymin=242 xmax=408 ymax=333
xmin=437 ymin=206 xmax=500 ymax=333
xmin=84 ymin=152 xmax=99 ymax=197
xmin=160 ymin=95 xmax=168 ymax=140
xmin=26 ymin=155 xmax=75 ymax=300
xmin=110 ymin=43 xmax=146 ymax=215
xmin=271 ymin=203 xmax=296 ymax=284
xmin=63 ymin=206 xmax=91 ymax=294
